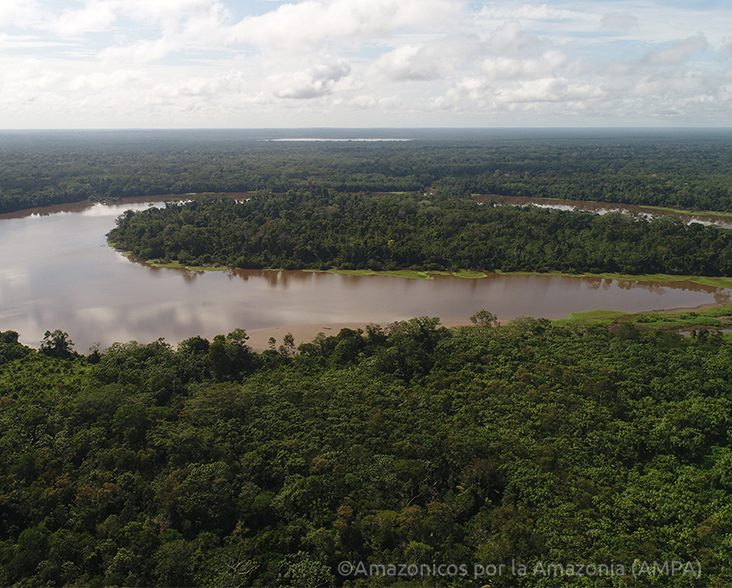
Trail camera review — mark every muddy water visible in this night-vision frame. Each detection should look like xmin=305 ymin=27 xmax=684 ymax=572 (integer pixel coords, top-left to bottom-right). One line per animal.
xmin=0 ymin=199 xmax=729 ymax=352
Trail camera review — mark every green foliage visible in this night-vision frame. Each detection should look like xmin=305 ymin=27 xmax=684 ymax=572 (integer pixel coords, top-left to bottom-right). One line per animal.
xmin=554 ymin=305 xmax=732 ymax=333
xmin=470 ymin=309 xmax=499 ymax=327
xmin=109 ymin=191 xmax=732 ymax=277
xmin=39 ymin=330 xmax=75 ymax=359
xmin=0 ymin=331 xmax=31 ymax=365
xmin=4 ymin=131 xmax=732 ymax=214
xmin=1 ymin=320 xmax=732 ymax=585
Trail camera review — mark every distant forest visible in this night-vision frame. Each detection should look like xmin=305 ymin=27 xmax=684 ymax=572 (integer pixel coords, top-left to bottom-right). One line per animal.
xmin=2 ymin=129 xmax=732 ymax=214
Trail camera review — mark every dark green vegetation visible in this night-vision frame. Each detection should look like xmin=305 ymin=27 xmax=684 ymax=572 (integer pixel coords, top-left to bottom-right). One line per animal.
xmin=1 ymin=320 xmax=731 ymax=586
xmin=3 ymin=129 xmax=732 ymax=214
xmin=109 ymin=190 xmax=732 ymax=276
xmin=5 ymin=129 xmax=732 ymax=586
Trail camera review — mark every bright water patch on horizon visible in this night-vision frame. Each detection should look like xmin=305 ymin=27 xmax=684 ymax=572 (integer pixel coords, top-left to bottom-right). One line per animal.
xmin=269 ymin=138 xmax=413 ymax=142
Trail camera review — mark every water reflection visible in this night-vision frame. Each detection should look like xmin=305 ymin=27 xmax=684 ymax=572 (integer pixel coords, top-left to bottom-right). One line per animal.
xmin=0 ymin=199 xmax=730 ymax=351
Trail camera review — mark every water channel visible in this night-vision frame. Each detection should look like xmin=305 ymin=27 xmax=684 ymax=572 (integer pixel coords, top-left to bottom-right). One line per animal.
xmin=0 ymin=197 xmax=729 ymax=352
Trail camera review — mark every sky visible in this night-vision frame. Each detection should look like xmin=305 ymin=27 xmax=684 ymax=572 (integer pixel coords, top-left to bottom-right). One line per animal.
xmin=0 ymin=0 xmax=729 ymax=129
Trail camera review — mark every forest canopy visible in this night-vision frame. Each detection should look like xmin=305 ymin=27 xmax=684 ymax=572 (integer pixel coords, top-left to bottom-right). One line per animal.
xmin=4 ymin=129 xmax=732 ymax=587
xmin=108 ymin=190 xmax=732 ymax=276
xmin=2 ymin=129 xmax=732 ymax=214
xmin=0 ymin=319 xmax=731 ymax=586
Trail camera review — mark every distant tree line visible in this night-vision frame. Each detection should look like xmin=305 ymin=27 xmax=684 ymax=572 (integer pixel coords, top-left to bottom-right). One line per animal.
xmin=3 ymin=132 xmax=732 ymax=214
xmin=108 ymin=190 xmax=732 ymax=276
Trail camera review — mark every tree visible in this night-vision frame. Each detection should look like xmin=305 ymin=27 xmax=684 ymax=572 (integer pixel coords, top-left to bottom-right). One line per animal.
xmin=276 ymin=552 xmax=335 ymax=588
xmin=470 ymin=309 xmax=499 ymax=327
xmin=40 ymin=330 xmax=74 ymax=358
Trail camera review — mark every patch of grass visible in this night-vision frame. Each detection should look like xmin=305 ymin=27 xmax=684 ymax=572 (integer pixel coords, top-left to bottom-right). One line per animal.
xmin=327 ymin=269 xmax=488 ymax=280
xmin=553 ymin=310 xmax=630 ymax=327
xmin=328 ymin=269 xmax=434 ymax=280
xmin=149 ymin=260 xmax=225 ymax=272
xmin=553 ymin=305 xmax=732 ymax=330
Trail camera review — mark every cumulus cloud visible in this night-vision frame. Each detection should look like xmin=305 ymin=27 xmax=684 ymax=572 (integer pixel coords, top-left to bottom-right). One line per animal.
xmin=51 ymin=1 xmax=116 ymax=37
xmin=337 ymin=93 xmax=400 ymax=110
xmin=495 ymin=77 xmax=567 ymax=104
xmin=482 ymin=49 xmax=569 ymax=81
xmin=151 ymin=70 xmax=248 ymax=102
xmin=645 ymin=34 xmax=708 ymax=66
xmin=0 ymin=58 xmax=62 ymax=108
xmin=479 ymin=4 xmax=587 ymax=22
xmin=269 ymin=57 xmax=351 ymax=99
xmin=486 ymin=21 xmax=541 ymax=59
xmin=370 ymin=35 xmax=480 ymax=82
xmin=67 ymin=69 xmax=147 ymax=92
xmin=0 ymin=0 xmax=47 ymax=28
xmin=119 ymin=0 xmax=228 ymax=24
xmin=98 ymin=38 xmax=172 ymax=64
xmin=230 ymin=0 xmax=460 ymax=50
xmin=0 ymin=0 xmax=730 ymax=127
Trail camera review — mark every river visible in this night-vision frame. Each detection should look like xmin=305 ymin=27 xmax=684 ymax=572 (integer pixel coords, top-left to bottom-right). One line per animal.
xmin=0 ymin=198 xmax=729 ymax=352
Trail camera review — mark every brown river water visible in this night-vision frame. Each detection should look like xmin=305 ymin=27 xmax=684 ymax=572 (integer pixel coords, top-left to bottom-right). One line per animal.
xmin=0 ymin=197 xmax=729 ymax=352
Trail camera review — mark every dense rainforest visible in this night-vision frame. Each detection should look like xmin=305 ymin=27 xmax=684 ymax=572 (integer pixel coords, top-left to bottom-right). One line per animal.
xmin=1 ymin=319 xmax=731 ymax=587
xmin=2 ymin=129 xmax=732 ymax=214
xmin=4 ymin=129 xmax=732 ymax=587
xmin=109 ymin=190 xmax=732 ymax=276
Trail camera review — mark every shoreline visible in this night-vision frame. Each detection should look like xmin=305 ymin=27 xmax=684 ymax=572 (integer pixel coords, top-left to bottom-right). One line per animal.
xmin=244 ymin=302 xmax=732 ymax=351
xmin=116 ymin=250 xmax=732 ymax=290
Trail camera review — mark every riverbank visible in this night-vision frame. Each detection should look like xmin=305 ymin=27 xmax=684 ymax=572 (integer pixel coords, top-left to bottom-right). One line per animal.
xmin=115 ymin=250 xmax=732 ymax=290
xmin=246 ymin=303 xmax=732 ymax=352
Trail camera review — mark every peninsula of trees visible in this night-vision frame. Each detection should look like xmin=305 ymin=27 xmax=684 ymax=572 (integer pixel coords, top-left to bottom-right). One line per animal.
xmin=108 ymin=190 xmax=732 ymax=276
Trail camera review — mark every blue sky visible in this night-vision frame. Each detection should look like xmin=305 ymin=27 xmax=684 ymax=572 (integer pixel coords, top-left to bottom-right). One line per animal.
xmin=0 ymin=0 xmax=729 ymax=128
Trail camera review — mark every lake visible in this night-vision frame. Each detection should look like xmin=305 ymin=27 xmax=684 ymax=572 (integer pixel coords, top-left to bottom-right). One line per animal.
xmin=0 ymin=198 xmax=729 ymax=352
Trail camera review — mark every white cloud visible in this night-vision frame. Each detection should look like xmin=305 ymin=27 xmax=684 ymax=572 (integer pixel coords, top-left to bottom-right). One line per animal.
xmin=0 ymin=32 xmax=64 ymax=49
xmin=230 ymin=0 xmax=460 ymax=50
xmin=67 ymin=69 xmax=147 ymax=92
xmin=269 ymin=57 xmax=351 ymax=98
xmin=479 ymin=4 xmax=588 ymax=23
xmin=370 ymin=35 xmax=479 ymax=82
xmin=158 ymin=70 xmax=247 ymax=97
xmin=487 ymin=21 xmax=541 ymax=59
xmin=482 ymin=49 xmax=569 ymax=81
xmin=336 ymin=93 xmax=400 ymax=110
xmin=119 ymin=0 xmax=228 ymax=23
xmin=0 ymin=58 xmax=62 ymax=102
xmin=51 ymin=1 xmax=116 ymax=37
xmin=0 ymin=0 xmax=730 ymax=127
xmin=495 ymin=77 xmax=567 ymax=103
xmin=645 ymin=34 xmax=708 ymax=66
xmin=98 ymin=38 xmax=172 ymax=64
xmin=0 ymin=0 xmax=46 ymax=28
